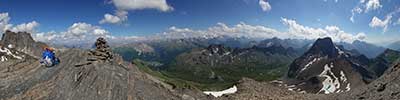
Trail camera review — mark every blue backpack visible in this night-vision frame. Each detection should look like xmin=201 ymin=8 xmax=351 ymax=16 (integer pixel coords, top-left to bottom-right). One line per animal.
xmin=41 ymin=49 xmax=59 ymax=66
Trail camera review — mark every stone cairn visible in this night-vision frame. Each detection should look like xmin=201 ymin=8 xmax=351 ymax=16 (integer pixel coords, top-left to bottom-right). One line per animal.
xmin=75 ymin=37 xmax=113 ymax=67
xmin=88 ymin=37 xmax=113 ymax=61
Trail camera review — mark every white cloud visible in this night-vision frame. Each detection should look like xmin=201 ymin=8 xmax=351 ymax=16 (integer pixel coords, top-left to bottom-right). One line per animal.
xmin=0 ymin=13 xmax=12 ymax=33
xmin=369 ymin=16 xmax=391 ymax=33
xmin=350 ymin=7 xmax=363 ymax=23
xmin=111 ymin=0 xmax=173 ymax=12
xmin=259 ymin=0 xmax=271 ymax=12
xmin=151 ymin=22 xmax=285 ymax=40
xmin=99 ymin=10 xmax=128 ymax=24
xmin=349 ymin=0 xmax=384 ymax=22
xmin=64 ymin=22 xmax=109 ymax=39
xmin=150 ymin=18 xmax=366 ymax=43
xmin=281 ymin=18 xmax=366 ymax=43
xmin=102 ymin=0 xmax=173 ymax=25
xmin=34 ymin=31 xmax=59 ymax=42
xmin=365 ymin=0 xmax=382 ymax=12
xmin=0 ymin=12 xmax=40 ymax=35
xmin=34 ymin=22 xmax=111 ymax=44
xmin=10 ymin=21 xmax=39 ymax=33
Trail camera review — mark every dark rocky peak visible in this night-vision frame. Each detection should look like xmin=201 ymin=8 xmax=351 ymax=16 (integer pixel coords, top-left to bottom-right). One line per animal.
xmin=206 ymin=44 xmax=231 ymax=55
xmin=1 ymin=30 xmax=34 ymax=43
xmin=306 ymin=37 xmax=339 ymax=58
xmin=0 ymin=30 xmax=48 ymax=58
xmin=284 ymin=37 xmax=377 ymax=94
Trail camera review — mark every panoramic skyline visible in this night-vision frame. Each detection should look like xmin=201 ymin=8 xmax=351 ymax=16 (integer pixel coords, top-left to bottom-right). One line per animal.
xmin=0 ymin=0 xmax=400 ymax=45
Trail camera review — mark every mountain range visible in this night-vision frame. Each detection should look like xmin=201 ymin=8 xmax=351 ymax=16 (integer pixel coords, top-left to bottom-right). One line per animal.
xmin=3 ymin=30 xmax=400 ymax=100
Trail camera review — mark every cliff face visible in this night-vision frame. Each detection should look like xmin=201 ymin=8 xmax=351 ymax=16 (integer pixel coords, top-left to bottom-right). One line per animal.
xmin=0 ymin=30 xmax=47 ymax=58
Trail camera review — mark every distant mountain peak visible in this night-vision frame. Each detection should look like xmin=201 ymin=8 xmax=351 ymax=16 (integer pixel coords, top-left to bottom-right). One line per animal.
xmin=206 ymin=44 xmax=231 ymax=55
xmin=306 ymin=37 xmax=339 ymax=58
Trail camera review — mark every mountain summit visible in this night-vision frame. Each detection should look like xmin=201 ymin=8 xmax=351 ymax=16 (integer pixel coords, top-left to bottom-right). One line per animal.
xmin=285 ymin=37 xmax=375 ymax=94
xmin=306 ymin=37 xmax=339 ymax=58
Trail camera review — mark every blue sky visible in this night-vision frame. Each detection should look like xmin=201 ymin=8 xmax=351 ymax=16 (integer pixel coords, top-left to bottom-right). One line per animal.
xmin=0 ymin=0 xmax=400 ymax=45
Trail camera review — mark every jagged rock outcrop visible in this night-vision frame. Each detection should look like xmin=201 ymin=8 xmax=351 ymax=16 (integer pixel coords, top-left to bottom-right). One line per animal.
xmin=0 ymin=30 xmax=47 ymax=58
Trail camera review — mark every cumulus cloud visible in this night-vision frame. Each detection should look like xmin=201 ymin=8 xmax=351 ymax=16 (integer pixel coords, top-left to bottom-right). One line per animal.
xmin=369 ymin=16 xmax=391 ymax=33
xmin=101 ymin=0 xmax=173 ymax=25
xmin=151 ymin=22 xmax=285 ymax=40
xmin=259 ymin=0 xmax=271 ymax=12
xmin=10 ymin=21 xmax=39 ymax=33
xmin=281 ymin=18 xmax=366 ymax=43
xmin=65 ymin=22 xmax=109 ymax=38
xmin=99 ymin=10 xmax=128 ymax=24
xmin=0 ymin=12 xmax=40 ymax=35
xmin=0 ymin=13 xmax=12 ymax=33
xmin=350 ymin=7 xmax=363 ymax=23
xmin=151 ymin=18 xmax=366 ymax=43
xmin=365 ymin=0 xmax=382 ymax=12
xmin=349 ymin=0 xmax=383 ymax=22
xmin=34 ymin=22 xmax=110 ymax=44
xmin=111 ymin=0 xmax=173 ymax=12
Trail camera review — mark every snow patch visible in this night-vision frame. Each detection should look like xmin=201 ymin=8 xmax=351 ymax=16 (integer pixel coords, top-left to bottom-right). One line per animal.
xmin=340 ymin=70 xmax=351 ymax=91
xmin=7 ymin=44 xmax=13 ymax=48
xmin=318 ymin=64 xmax=340 ymax=94
xmin=213 ymin=48 xmax=219 ymax=54
xmin=300 ymin=57 xmax=321 ymax=72
xmin=1 ymin=56 xmax=7 ymax=61
xmin=203 ymin=85 xmax=237 ymax=97
xmin=339 ymin=71 xmax=347 ymax=82
xmin=346 ymin=83 xmax=351 ymax=91
xmin=266 ymin=42 xmax=273 ymax=47
xmin=222 ymin=52 xmax=231 ymax=56
xmin=0 ymin=47 xmax=23 ymax=61
xmin=335 ymin=46 xmax=344 ymax=55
